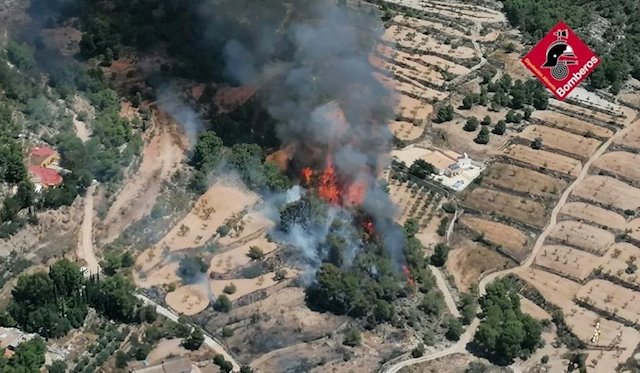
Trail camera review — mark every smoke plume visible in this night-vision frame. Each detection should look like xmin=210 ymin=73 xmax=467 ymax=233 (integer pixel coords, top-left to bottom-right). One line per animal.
xmin=201 ymin=0 xmax=404 ymax=271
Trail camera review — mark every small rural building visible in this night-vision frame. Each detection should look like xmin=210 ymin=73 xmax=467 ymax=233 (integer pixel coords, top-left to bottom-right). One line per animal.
xmin=131 ymin=357 xmax=193 ymax=373
xmin=27 ymin=145 xmax=63 ymax=191
xmin=29 ymin=146 xmax=60 ymax=168
xmin=0 ymin=327 xmax=37 ymax=358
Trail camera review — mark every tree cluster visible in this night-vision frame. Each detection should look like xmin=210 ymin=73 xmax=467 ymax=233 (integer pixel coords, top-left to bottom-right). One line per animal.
xmin=473 ymin=278 xmax=543 ymax=364
xmin=4 ymin=259 xmax=146 ymax=338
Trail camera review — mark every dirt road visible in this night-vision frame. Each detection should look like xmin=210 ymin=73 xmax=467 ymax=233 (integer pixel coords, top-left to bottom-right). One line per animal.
xmin=101 ymin=110 xmax=186 ymax=243
xmin=429 ymin=265 xmax=460 ymax=318
xmin=135 ymin=293 xmax=241 ymax=372
xmin=383 ymin=111 xmax=640 ymax=373
xmin=77 ymin=184 xmax=100 ymax=275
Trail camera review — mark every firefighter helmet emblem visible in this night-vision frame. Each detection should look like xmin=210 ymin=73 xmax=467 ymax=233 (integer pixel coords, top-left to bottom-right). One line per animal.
xmin=541 ymin=29 xmax=578 ymax=80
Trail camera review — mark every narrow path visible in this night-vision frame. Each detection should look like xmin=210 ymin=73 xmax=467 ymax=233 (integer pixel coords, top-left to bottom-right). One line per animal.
xmin=77 ymin=184 xmax=100 ymax=275
xmin=429 ymin=265 xmax=460 ymax=318
xmin=135 ymin=293 xmax=241 ymax=372
xmin=383 ymin=112 xmax=640 ymax=373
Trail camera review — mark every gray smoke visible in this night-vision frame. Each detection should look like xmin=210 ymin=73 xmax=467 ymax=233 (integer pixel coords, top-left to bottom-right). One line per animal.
xmin=201 ymin=0 xmax=405 ymax=270
xmin=158 ymin=89 xmax=205 ymax=148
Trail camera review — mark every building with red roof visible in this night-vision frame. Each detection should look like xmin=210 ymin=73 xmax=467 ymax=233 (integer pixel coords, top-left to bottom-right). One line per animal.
xmin=29 ymin=166 xmax=63 ymax=189
xmin=29 ymin=146 xmax=60 ymax=168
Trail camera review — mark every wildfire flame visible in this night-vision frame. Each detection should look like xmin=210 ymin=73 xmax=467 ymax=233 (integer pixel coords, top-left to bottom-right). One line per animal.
xmin=402 ymin=265 xmax=416 ymax=290
xmin=318 ymin=156 xmax=340 ymax=205
xmin=362 ymin=220 xmax=375 ymax=236
xmin=301 ymin=167 xmax=313 ymax=185
xmin=302 ymin=155 xmax=369 ymax=207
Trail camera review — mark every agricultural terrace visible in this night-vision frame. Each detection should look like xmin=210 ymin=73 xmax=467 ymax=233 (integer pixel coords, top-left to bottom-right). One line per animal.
xmin=560 ymin=202 xmax=627 ymax=231
xmin=597 ymin=242 xmax=640 ymax=287
xmin=549 ymin=99 xmax=623 ymax=125
xmin=209 ymin=268 xmax=298 ymax=302
xmin=534 ymin=245 xmax=601 ymax=281
xmin=447 ymin=238 xmax=517 ymax=292
xmin=548 ymin=220 xmax=615 ymax=256
xmin=382 ymin=25 xmax=476 ymax=60
xmin=518 ymin=268 xmax=581 ymax=310
xmin=481 ymin=163 xmax=567 ymax=200
xmin=564 ymin=307 xmax=639 ymax=372
xmin=592 ymin=151 xmax=640 ymax=183
xmin=614 ymin=121 xmax=640 ymax=151
xmin=531 ymin=110 xmax=614 ymax=138
xmin=209 ymin=237 xmax=277 ymax=275
xmin=572 ymin=175 xmax=640 ymax=211
xmin=577 ymin=279 xmax=640 ymax=323
xmin=458 ymin=216 xmax=530 ymax=261
xmin=502 ymin=144 xmax=582 ymax=177
xmin=462 ymin=187 xmax=548 ymax=228
xmin=518 ymin=125 xmax=602 ymax=160
xmin=165 ymin=283 xmax=210 ymax=316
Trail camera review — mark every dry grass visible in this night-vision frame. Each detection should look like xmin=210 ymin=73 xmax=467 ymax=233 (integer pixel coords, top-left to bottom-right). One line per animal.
xmin=531 ymin=110 xmax=614 ymax=138
xmin=463 ymin=187 xmax=548 ymax=227
xmin=560 ymin=202 xmax=627 ymax=231
xmin=614 ymin=122 xmax=640 ymax=151
xmin=592 ymin=151 xmax=640 ymax=182
xmin=518 ymin=125 xmax=602 ymax=159
xmin=577 ymin=279 xmax=640 ymax=323
xmin=502 ymin=144 xmax=582 ymax=177
xmin=548 ymin=220 xmax=615 ymax=255
xmin=458 ymin=216 xmax=529 ymax=260
xmin=535 ymin=245 xmax=601 ymax=281
xmin=482 ymin=163 xmax=567 ymax=199
xmin=447 ymin=239 xmax=516 ymax=292
xmin=572 ymin=175 xmax=640 ymax=211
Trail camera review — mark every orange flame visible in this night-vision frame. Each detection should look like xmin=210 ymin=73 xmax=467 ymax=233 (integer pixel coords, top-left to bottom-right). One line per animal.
xmin=402 ymin=265 xmax=416 ymax=290
xmin=363 ymin=220 xmax=375 ymax=236
xmin=344 ymin=178 xmax=367 ymax=206
xmin=318 ymin=156 xmax=341 ymax=205
xmin=301 ymin=167 xmax=313 ymax=185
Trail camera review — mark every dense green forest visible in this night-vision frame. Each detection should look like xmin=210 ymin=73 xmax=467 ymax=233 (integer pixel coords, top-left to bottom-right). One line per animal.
xmin=1 ymin=259 xmax=153 ymax=339
xmin=501 ymin=0 xmax=640 ymax=92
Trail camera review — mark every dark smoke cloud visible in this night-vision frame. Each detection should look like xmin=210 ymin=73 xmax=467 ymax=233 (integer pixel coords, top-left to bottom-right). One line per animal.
xmin=200 ymin=0 xmax=405 ymax=268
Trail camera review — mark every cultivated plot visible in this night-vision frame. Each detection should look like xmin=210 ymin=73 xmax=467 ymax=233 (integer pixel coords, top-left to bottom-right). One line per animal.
xmin=548 ymin=220 xmax=615 ymax=256
xmin=614 ymin=123 xmax=640 ymax=151
xmin=572 ymin=175 xmax=640 ymax=211
xmin=531 ymin=110 xmax=614 ymax=138
xmin=502 ymin=144 xmax=582 ymax=177
xmin=447 ymin=239 xmax=517 ymax=292
xmin=482 ymin=163 xmax=567 ymax=200
xmin=535 ymin=245 xmax=601 ymax=281
xmin=560 ymin=202 xmax=627 ymax=231
xmin=458 ymin=216 xmax=529 ymax=260
xmin=518 ymin=268 xmax=581 ymax=310
xmin=577 ymin=279 xmax=640 ymax=323
xmin=518 ymin=125 xmax=602 ymax=159
xmin=463 ymin=187 xmax=548 ymax=228
xmin=598 ymin=242 xmax=640 ymax=287
xmin=592 ymin=151 xmax=640 ymax=182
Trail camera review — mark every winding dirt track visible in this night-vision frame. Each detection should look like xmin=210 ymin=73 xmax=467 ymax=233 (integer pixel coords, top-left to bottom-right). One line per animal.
xmin=77 ymin=184 xmax=100 ymax=275
xmin=383 ymin=111 xmax=640 ymax=373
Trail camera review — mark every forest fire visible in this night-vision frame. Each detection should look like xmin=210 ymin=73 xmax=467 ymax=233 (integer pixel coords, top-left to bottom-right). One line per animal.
xmin=301 ymin=155 xmax=369 ymax=207
xmin=402 ymin=265 xmax=416 ymax=290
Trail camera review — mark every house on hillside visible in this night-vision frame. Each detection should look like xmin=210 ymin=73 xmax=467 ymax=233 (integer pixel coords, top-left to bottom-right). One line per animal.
xmin=391 ymin=145 xmax=484 ymax=192
xmin=27 ymin=145 xmax=63 ymax=192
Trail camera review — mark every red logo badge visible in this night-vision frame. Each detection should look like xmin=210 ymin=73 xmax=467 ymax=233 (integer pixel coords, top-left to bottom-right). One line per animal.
xmin=521 ymin=21 xmax=600 ymax=100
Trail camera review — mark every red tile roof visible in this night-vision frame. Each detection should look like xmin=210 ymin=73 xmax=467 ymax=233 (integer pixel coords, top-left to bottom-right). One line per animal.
xmin=31 ymin=146 xmax=56 ymax=158
xmin=29 ymin=166 xmax=63 ymax=186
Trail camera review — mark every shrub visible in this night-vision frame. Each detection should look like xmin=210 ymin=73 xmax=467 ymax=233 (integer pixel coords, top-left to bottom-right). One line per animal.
xmin=343 ymin=328 xmax=361 ymax=347
xmin=531 ymin=137 xmax=543 ymax=149
xmin=214 ymin=295 xmax=232 ymax=313
xmin=246 ymin=246 xmax=265 ymax=260
xmin=217 ymin=224 xmax=231 ymax=237
xmin=445 ymin=318 xmax=463 ymax=341
xmin=442 ymin=202 xmax=457 ymax=214
xmin=223 ymin=283 xmax=237 ymax=294
xmin=463 ymin=117 xmax=479 ymax=132
xmin=411 ymin=343 xmax=425 ymax=358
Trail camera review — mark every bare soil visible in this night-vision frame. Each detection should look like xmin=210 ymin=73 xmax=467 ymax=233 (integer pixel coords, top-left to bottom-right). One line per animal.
xmin=447 ymin=239 xmax=516 ymax=292
xmin=560 ymin=202 xmax=627 ymax=231
xmin=577 ymin=279 xmax=640 ymax=323
xmin=535 ymin=245 xmax=601 ymax=281
xmin=614 ymin=122 xmax=640 ymax=151
xmin=518 ymin=125 xmax=602 ymax=159
xmin=592 ymin=151 xmax=640 ymax=182
xmin=502 ymin=144 xmax=582 ymax=177
xmin=166 ymin=283 xmax=210 ymax=316
xmin=463 ymin=187 xmax=548 ymax=228
xmin=458 ymin=216 xmax=529 ymax=260
xmin=482 ymin=163 xmax=567 ymax=200
xmin=572 ymin=175 xmax=640 ymax=211
xmin=548 ymin=220 xmax=615 ymax=255
xmin=531 ymin=110 xmax=614 ymax=138
xmin=100 ymin=110 xmax=186 ymax=243
xmin=597 ymin=242 xmax=640 ymax=287
xmin=517 ymin=268 xmax=581 ymax=310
